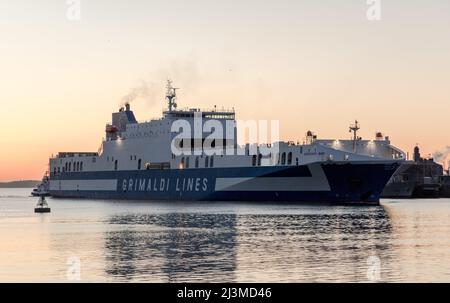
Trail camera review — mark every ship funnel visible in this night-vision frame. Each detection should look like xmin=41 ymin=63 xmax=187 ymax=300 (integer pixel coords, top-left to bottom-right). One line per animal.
xmin=112 ymin=103 xmax=137 ymax=133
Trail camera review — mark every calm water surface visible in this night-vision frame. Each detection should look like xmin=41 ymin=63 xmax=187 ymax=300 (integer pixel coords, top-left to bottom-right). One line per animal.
xmin=1 ymin=188 xmax=450 ymax=282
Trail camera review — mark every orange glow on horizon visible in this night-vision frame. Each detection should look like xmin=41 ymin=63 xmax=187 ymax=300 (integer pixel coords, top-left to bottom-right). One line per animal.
xmin=1 ymin=1 xmax=450 ymax=181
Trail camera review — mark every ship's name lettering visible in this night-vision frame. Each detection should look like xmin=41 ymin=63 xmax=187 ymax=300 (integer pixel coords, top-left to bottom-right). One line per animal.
xmin=121 ymin=178 xmax=208 ymax=192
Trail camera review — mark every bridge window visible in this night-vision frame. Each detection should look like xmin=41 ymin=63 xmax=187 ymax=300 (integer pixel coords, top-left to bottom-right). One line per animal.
xmin=138 ymin=159 xmax=142 ymax=170
xmin=186 ymin=157 xmax=190 ymax=168
xmin=258 ymin=154 xmax=262 ymax=166
xmin=287 ymin=152 xmax=293 ymax=165
xmin=210 ymin=156 xmax=214 ymax=168
xmin=296 ymin=158 xmax=299 ymax=166
xmin=281 ymin=153 xmax=286 ymax=165
xmin=252 ymin=155 xmax=257 ymax=166
xmin=114 ymin=160 xmax=118 ymax=171
xmin=80 ymin=162 xmax=83 ymax=171
xmin=195 ymin=157 xmax=199 ymax=168
xmin=205 ymin=156 xmax=209 ymax=168
xmin=181 ymin=157 xmax=185 ymax=169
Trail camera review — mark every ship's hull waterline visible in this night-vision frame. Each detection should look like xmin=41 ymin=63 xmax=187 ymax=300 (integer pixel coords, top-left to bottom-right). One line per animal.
xmin=50 ymin=161 xmax=400 ymax=205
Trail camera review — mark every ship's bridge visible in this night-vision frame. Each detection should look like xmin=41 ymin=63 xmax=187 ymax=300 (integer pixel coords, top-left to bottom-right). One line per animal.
xmin=162 ymin=80 xmax=235 ymax=119
xmin=164 ymin=107 xmax=235 ymax=120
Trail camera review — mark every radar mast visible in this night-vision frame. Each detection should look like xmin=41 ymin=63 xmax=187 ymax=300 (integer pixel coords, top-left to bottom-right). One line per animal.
xmin=166 ymin=79 xmax=179 ymax=112
xmin=349 ymin=120 xmax=360 ymax=153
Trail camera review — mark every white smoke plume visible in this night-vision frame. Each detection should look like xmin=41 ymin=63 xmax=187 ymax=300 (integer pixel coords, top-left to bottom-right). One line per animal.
xmin=433 ymin=146 xmax=450 ymax=168
xmin=121 ymin=79 xmax=158 ymax=107
xmin=120 ymin=58 xmax=200 ymax=109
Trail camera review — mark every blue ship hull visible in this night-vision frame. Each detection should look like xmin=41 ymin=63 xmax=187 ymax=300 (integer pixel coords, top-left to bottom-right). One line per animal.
xmin=49 ymin=161 xmax=400 ymax=205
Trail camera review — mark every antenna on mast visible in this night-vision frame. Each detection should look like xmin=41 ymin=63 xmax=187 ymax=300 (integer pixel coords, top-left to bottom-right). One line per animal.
xmin=166 ymin=79 xmax=179 ymax=112
xmin=349 ymin=120 xmax=360 ymax=153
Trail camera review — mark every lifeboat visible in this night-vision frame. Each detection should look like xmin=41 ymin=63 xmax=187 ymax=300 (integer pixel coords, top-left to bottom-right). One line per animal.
xmin=106 ymin=125 xmax=119 ymax=134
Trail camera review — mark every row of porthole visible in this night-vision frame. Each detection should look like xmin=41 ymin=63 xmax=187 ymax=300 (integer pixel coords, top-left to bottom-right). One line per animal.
xmin=252 ymin=152 xmax=295 ymax=166
xmin=113 ymin=159 xmax=161 ymax=171
xmin=114 ymin=159 xmax=143 ymax=171
xmin=54 ymin=161 xmax=84 ymax=174
xmin=126 ymin=131 xmax=169 ymax=138
xmin=129 ymin=121 xmax=169 ymax=129
xmin=180 ymin=156 xmax=214 ymax=169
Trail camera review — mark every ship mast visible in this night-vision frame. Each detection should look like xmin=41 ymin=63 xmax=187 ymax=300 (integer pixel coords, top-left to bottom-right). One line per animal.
xmin=166 ymin=79 xmax=179 ymax=112
xmin=349 ymin=120 xmax=360 ymax=153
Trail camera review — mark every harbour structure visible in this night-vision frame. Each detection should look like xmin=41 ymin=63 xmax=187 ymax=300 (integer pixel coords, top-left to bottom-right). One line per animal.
xmin=439 ymin=166 xmax=450 ymax=198
xmin=382 ymin=146 xmax=443 ymax=198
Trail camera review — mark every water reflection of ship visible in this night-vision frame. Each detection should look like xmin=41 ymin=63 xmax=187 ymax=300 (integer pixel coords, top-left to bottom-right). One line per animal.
xmin=235 ymin=207 xmax=393 ymax=282
xmin=104 ymin=207 xmax=394 ymax=282
xmin=382 ymin=146 xmax=443 ymax=198
xmin=104 ymin=213 xmax=237 ymax=282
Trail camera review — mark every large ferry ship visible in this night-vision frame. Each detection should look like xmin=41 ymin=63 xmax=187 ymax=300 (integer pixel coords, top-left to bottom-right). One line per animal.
xmin=49 ymin=81 xmax=405 ymax=205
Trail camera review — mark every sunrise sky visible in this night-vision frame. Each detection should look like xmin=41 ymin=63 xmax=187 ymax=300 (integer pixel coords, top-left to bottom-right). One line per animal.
xmin=1 ymin=0 xmax=449 ymax=181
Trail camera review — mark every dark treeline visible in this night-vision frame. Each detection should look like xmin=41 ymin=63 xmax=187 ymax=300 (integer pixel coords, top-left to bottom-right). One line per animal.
xmin=0 ymin=180 xmax=40 ymax=188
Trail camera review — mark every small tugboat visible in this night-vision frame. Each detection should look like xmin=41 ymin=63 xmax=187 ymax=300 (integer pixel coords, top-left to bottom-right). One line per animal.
xmin=31 ymin=173 xmax=50 ymax=197
xmin=35 ymin=195 xmax=51 ymax=213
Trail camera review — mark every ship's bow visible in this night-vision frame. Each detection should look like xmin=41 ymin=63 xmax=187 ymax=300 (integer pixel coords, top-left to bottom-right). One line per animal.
xmin=321 ymin=161 xmax=401 ymax=205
